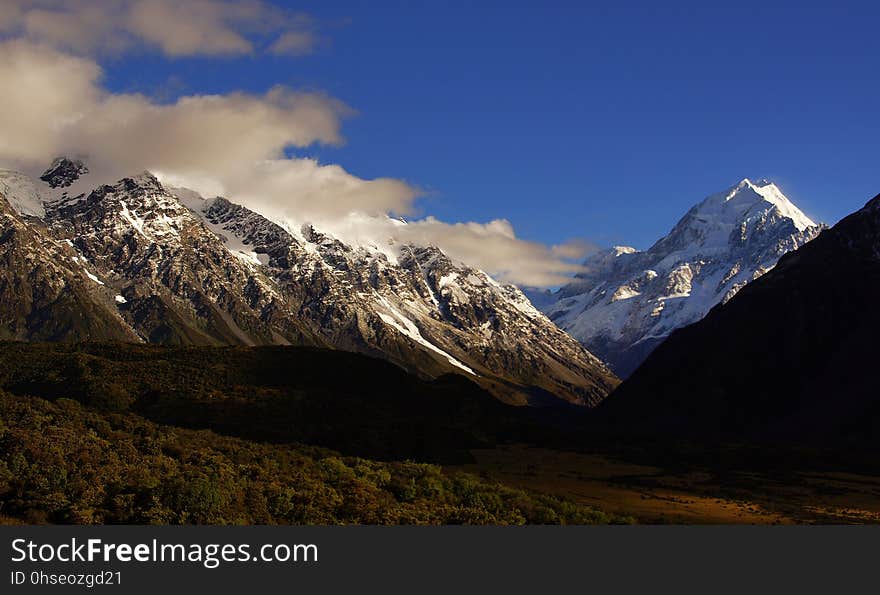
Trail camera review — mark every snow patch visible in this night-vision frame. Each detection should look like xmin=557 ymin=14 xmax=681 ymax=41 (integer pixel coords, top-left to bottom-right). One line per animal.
xmin=233 ymin=250 xmax=265 ymax=266
xmin=84 ymin=270 xmax=104 ymax=285
xmin=0 ymin=170 xmax=47 ymax=218
xmin=438 ymin=273 xmax=459 ymax=288
xmin=119 ymin=202 xmax=147 ymax=238
xmin=375 ymin=295 xmax=476 ymax=375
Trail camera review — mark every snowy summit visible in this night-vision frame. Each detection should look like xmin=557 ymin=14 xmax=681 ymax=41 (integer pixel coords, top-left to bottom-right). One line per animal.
xmin=540 ymin=179 xmax=825 ymax=377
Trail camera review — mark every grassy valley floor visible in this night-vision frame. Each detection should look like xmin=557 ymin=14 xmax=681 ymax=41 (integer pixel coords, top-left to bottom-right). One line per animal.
xmin=453 ymin=445 xmax=880 ymax=524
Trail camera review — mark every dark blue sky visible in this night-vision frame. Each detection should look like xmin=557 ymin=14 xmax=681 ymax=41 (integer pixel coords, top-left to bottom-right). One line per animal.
xmin=102 ymin=0 xmax=879 ymax=250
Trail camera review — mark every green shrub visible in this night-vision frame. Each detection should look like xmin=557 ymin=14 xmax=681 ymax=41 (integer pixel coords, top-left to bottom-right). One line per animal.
xmin=0 ymin=390 xmax=627 ymax=525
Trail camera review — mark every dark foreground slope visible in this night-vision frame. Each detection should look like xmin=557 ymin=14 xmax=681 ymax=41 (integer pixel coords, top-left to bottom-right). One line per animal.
xmin=0 ymin=342 xmax=530 ymax=463
xmin=602 ymin=193 xmax=880 ymax=449
xmin=0 ymin=342 xmax=627 ymax=525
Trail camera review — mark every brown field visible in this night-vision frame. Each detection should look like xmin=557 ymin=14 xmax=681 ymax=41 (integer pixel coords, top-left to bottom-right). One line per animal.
xmin=452 ymin=445 xmax=880 ymax=524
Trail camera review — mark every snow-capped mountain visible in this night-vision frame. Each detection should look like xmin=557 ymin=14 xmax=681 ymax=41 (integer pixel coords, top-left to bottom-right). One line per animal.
xmin=0 ymin=161 xmax=617 ymax=406
xmin=541 ymin=179 xmax=825 ymax=377
xmin=0 ymin=173 xmax=140 ymax=342
xmin=603 ymin=190 xmax=880 ymax=447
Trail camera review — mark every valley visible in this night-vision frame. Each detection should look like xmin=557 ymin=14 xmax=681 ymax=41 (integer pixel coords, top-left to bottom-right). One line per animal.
xmin=456 ymin=446 xmax=880 ymax=524
xmin=2 ymin=341 xmax=880 ymax=525
xmin=1 ymin=160 xmax=879 ymax=526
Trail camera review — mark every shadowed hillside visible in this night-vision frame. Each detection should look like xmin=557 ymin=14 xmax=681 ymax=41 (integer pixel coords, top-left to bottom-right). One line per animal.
xmin=0 ymin=342 xmax=533 ymax=463
xmin=601 ymin=193 xmax=880 ymax=449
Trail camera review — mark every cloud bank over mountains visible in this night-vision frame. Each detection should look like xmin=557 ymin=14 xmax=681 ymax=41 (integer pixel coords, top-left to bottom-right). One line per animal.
xmin=0 ymin=0 xmax=319 ymax=57
xmin=0 ymin=0 xmax=587 ymax=286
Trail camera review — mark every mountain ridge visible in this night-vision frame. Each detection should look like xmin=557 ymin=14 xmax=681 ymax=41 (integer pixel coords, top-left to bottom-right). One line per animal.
xmin=0 ymin=162 xmax=617 ymax=406
xmin=540 ymin=179 xmax=825 ymax=377
xmin=600 ymin=191 xmax=880 ymax=447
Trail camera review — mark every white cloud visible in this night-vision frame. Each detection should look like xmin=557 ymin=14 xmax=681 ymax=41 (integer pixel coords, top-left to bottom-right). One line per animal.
xmin=269 ymin=31 xmax=319 ymax=56
xmin=551 ymin=239 xmax=598 ymax=260
xmin=0 ymin=37 xmax=586 ymax=288
xmin=391 ymin=218 xmax=587 ymax=287
xmin=0 ymin=40 xmax=101 ymax=163
xmin=279 ymin=214 xmax=586 ymax=287
xmin=0 ymin=40 xmax=347 ymax=169
xmin=220 ymin=159 xmax=418 ymax=220
xmin=0 ymin=0 xmax=318 ymax=57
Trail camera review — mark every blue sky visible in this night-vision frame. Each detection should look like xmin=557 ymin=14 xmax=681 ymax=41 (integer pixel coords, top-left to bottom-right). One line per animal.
xmin=58 ymin=1 xmax=880 ymax=249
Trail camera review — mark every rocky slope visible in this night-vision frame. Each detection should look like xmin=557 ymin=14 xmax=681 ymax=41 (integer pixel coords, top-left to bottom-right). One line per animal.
xmin=188 ymin=192 xmax=616 ymax=405
xmin=541 ymin=179 xmax=824 ymax=377
xmin=0 ymin=163 xmax=616 ymax=406
xmin=43 ymin=173 xmax=320 ymax=347
xmin=0 ymin=185 xmax=138 ymax=342
xmin=602 ymin=191 xmax=880 ymax=448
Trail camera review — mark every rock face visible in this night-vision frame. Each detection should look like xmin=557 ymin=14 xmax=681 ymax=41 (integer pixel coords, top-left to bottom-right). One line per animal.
xmin=39 ymin=157 xmax=88 ymax=188
xmin=541 ymin=179 xmax=824 ymax=377
xmin=42 ymin=174 xmax=320 ymax=348
xmin=0 ymin=165 xmax=617 ymax=406
xmin=0 ymin=187 xmax=138 ymax=342
xmin=603 ymin=192 xmax=880 ymax=448
xmin=190 ymin=194 xmax=617 ymax=406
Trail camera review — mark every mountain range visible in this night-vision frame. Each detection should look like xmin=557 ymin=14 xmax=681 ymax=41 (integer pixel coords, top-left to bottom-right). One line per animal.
xmin=604 ymin=191 xmax=880 ymax=448
xmin=0 ymin=159 xmax=616 ymax=406
xmin=536 ymin=179 xmax=825 ymax=377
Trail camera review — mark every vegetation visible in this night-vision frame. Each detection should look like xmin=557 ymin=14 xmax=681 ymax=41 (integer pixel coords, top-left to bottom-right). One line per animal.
xmin=0 ymin=342 xmax=630 ymax=525
xmin=0 ymin=342 xmax=532 ymax=463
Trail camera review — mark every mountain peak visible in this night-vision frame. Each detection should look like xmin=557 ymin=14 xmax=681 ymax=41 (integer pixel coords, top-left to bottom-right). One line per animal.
xmin=542 ymin=179 xmax=824 ymax=377
xmin=40 ymin=157 xmax=88 ymax=189
xmin=124 ymin=171 xmax=163 ymax=190
xmin=698 ymin=178 xmax=817 ymax=232
xmin=605 ymin=189 xmax=880 ymax=448
xmin=735 ymin=177 xmax=773 ymax=190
